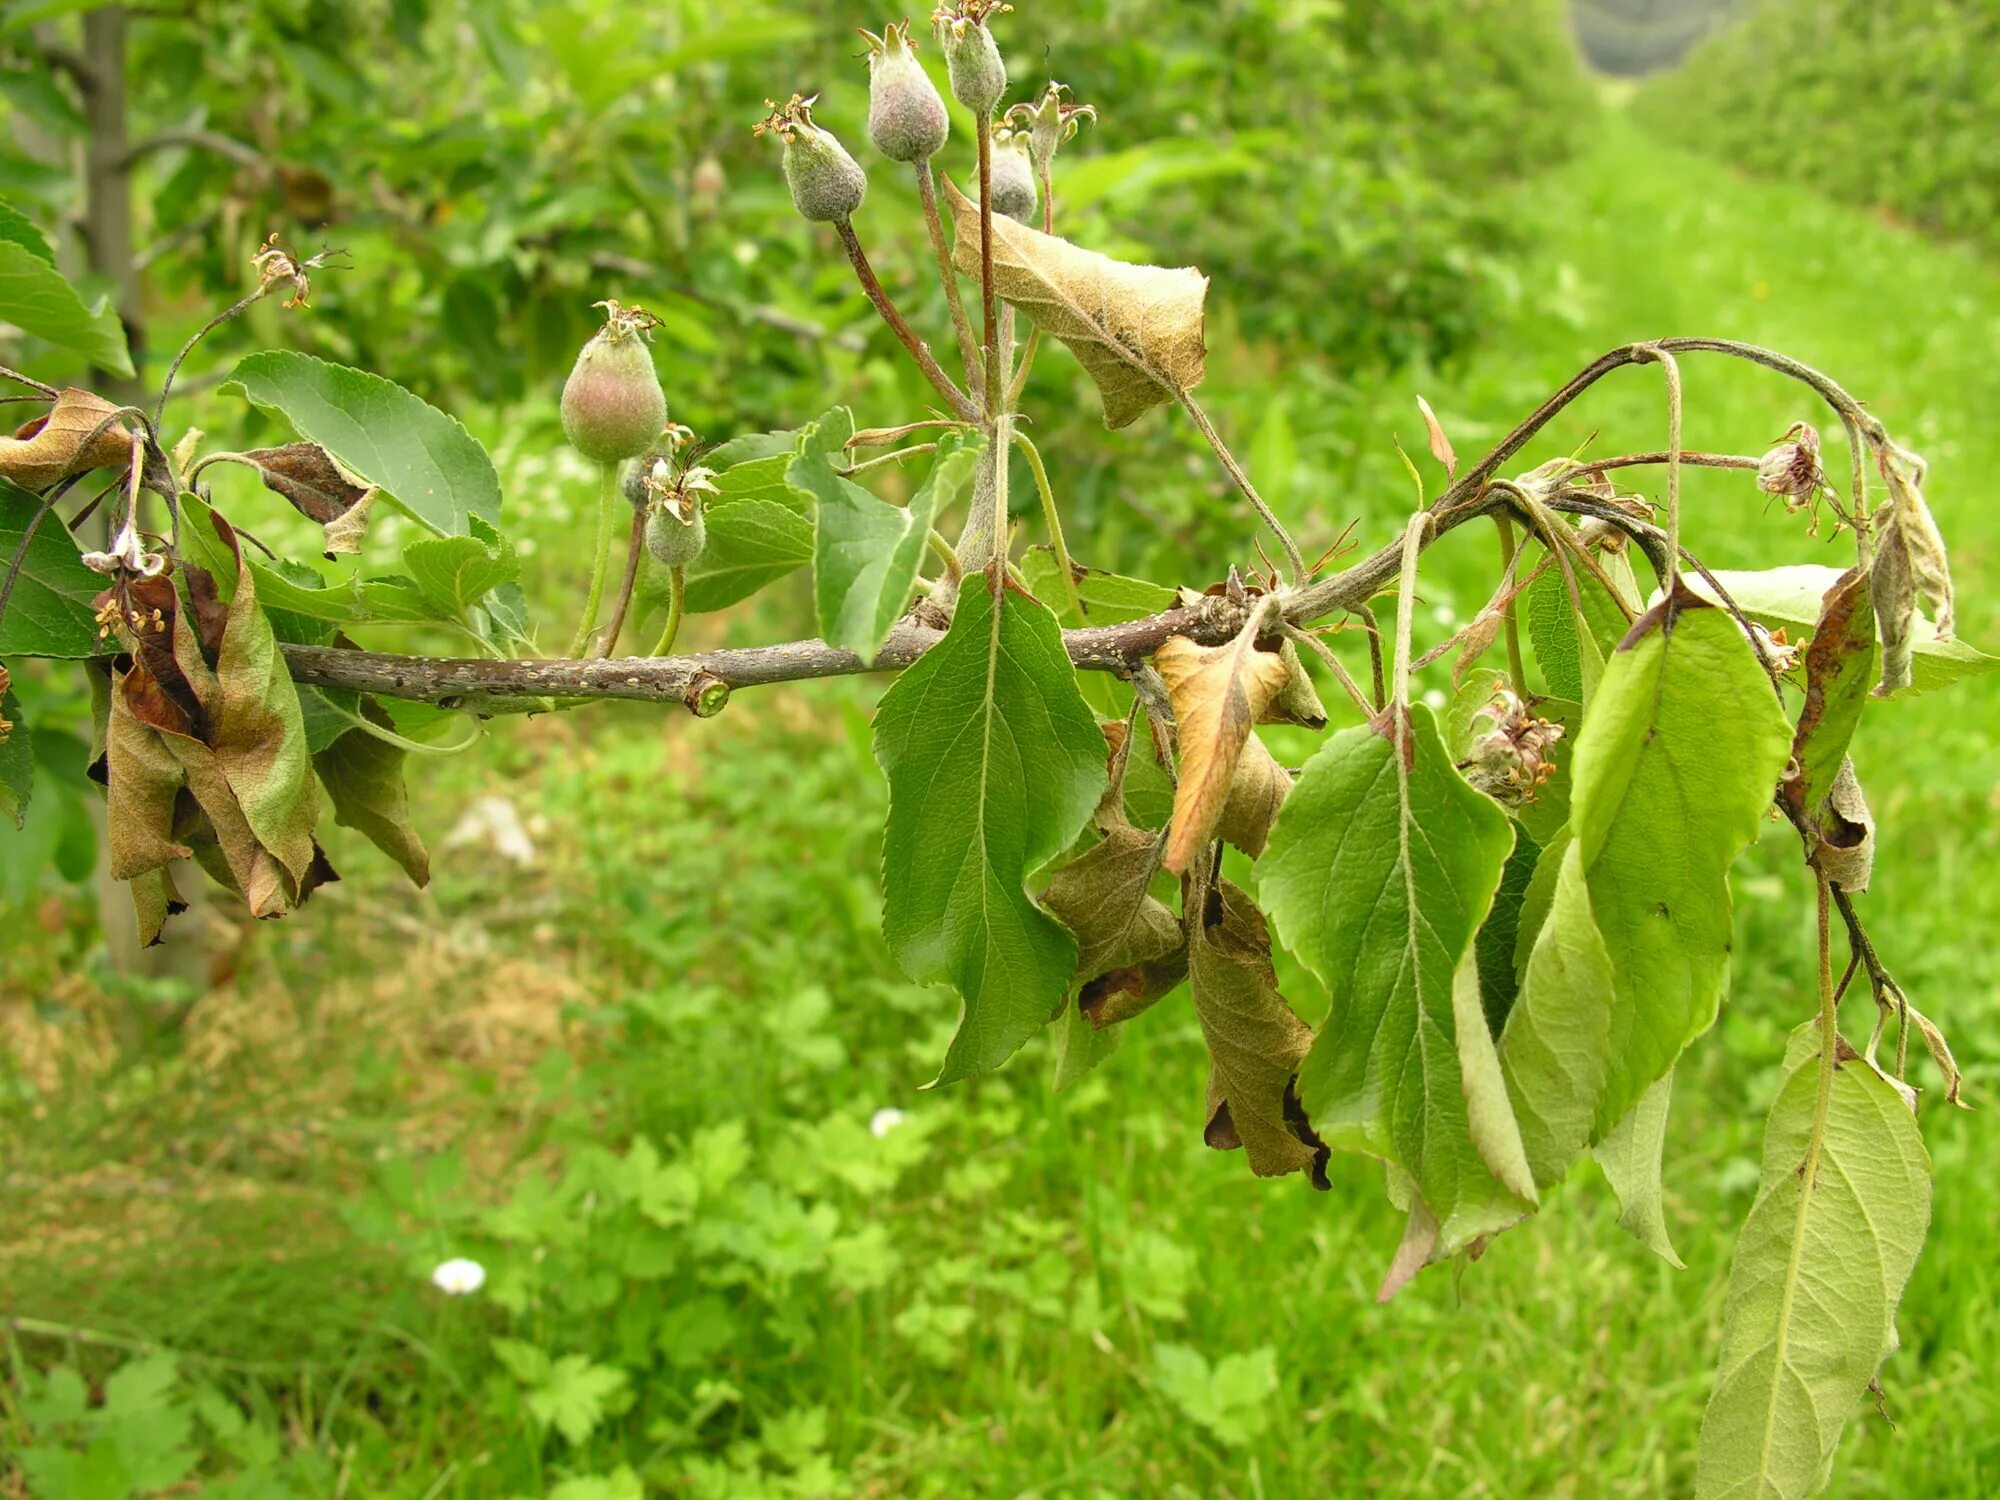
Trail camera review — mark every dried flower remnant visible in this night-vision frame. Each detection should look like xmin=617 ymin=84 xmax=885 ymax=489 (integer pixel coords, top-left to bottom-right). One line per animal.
xmin=1459 ymin=687 xmax=1564 ymax=806
xmin=1756 ymin=421 xmax=1827 ymax=520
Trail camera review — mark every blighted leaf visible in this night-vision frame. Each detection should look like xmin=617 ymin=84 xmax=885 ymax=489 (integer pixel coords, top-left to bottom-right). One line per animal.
xmin=1868 ymin=446 xmax=1953 ymax=697
xmin=943 ymin=177 xmax=1207 ymax=428
xmin=0 ymin=239 xmax=134 ymax=377
xmin=0 ymin=476 xmax=106 ymax=657
xmin=1258 ymin=639 xmax=1326 ymax=730
xmin=1259 ymin=705 xmax=1526 ymax=1260
xmin=1501 ymin=591 xmax=1791 ymax=1183
xmin=1053 ymin=991 xmax=1121 ymax=1091
xmin=1042 ymin=823 xmax=1180 ymax=988
xmin=235 ymin=442 xmax=370 ymax=522
xmin=1594 ymin=1070 xmax=1683 ymax=1268
xmin=1080 ymin=942 xmax=1188 ymax=1028
xmin=1693 ymin=565 xmax=1994 ymax=696
xmin=314 ymin=699 xmax=429 ymax=886
xmin=225 ymin=351 xmax=500 ymax=536
xmin=0 ymin=387 xmax=131 ymax=493
xmin=130 ymin=862 xmax=186 ymax=948
xmin=1783 ymin=565 xmax=1873 ymax=821
xmin=1188 ymin=880 xmax=1327 ymax=1184
xmin=1155 ymin=621 xmax=1290 ymax=874
xmin=1215 ymin=732 xmax=1288 ymax=858
xmin=1695 ymin=1027 xmax=1930 ymax=1500
xmin=1415 ymin=395 xmax=1456 ymax=477
xmin=1812 ymin=760 xmax=1874 ymax=894
xmin=874 ymin=580 xmax=1107 ymax=1084
xmin=797 ymin=411 xmax=977 ymax=662
xmin=104 ymin=667 xmax=192 ymax=880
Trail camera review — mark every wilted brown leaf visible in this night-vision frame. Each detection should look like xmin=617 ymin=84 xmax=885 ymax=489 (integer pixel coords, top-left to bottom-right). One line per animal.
xmin=1042 ymin=824 xmax=1180 ymax=990
xmin=1155 ymin=620 xmax=1290 ymax=874
xmin=0 ymin=389 xmax=131 ymax=492
xmin=1079 ymin=944 xmax=1188 ymax=1028
xmin=1215 ymin=733 xmax=1290 ymax=859
xmin=229 ymin=443 xmax=379 ymax=556
xmin=1416 ymin=395 xmax=1456 ymax=478
xmin=1189 ymin=880 xmax=1327 ymax=1183
xmin=943 ymin=177 xmax=1207 ymax=428
xmin=1812 ymin=759 xmax=1875 ymax=894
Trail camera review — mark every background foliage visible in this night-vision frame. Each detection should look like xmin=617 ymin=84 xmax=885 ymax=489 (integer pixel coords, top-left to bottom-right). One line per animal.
xmin=3 ymin=1 xmax=1997 ymax=1497
xmin=1636 ymin=0 xmax=2000 ymax=253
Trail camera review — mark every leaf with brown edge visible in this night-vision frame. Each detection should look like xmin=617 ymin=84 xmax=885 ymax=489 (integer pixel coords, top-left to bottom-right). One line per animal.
xmin=1782 ymin=564 xmax=1874 ymax=823
xmin=943 ymin=177 xmax=1207 ymax=429
xmin=129 ymin=862 xmax=187 ymax=948
xmin=314 ymin=698 xmax=430 ymax=887
xmin=1415 ymin=395 xmax=1456 ymax=478
xmin=1215 ymin=733 xmax=1289 ymax=859
xmin=104 ymin=665 xmax=193 ymax=881
xmin=1188 ymin=879 xmax=1328 ymax=1185
xmin=0 ymin=388 xmax=131 ymax=492
xmin=1043 ymin=824 xmax=1180 ymax=987
xmin=1079 ymin=943 xmax=1187 ymax=1028
xmin=1155 ymin=620 xmax=1290 ymax=875
xmin=237 ymin=443 xmax=371 ymax=526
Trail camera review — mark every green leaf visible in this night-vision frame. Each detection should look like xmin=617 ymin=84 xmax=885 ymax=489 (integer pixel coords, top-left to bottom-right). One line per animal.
xmin=402 ymin=531 xmax=518 ymax=621
xmin=796 ymin=411 xmax=975 ymax=662
xmin=1472 ymin=824 xmax=1541 ymax=1036
xmin=873 ymin=580 xmax=1108 ymax=1085
xmin=1151 ymin=1343 xmax=1276 ymax=1449
xmin=1 ymin=681 xmax=30 ymax=827
xmin=225 ymin=351 xmax=500 ymax=536
xmin=1695 ymin=1029 xmax=1930 ymax=1500
xmin=1500 ymin=593 xmax=1791 ymax=1185
xmin=1697 ymin=565 xmax=1996 ymax=696
xmin=1593 ymin=1069 xmax=1683 ymax=1268
xmin=526 ymin=1355 xmax=627 ymax=1447
xmin=671 ymin=452 xmax=815 ymax=614
xmin=1259 ymin=705 xmax=1526 ymax=1259
xmin=1525 ymin=550 xmax=1630 ymax=702
xmin=1 ymin=476 xmax=106 ymax=657
xmin=0 ymin=239 xmax=133 ymax=375
xmin=1018 ymin=545 xmax=1178 ymax=625
xmin=177 ymin=493 xmax=370 ymax=628
xmin=0 ymin=196 xmax=55 ymax=264
xmin=314 ymin=700 xmax=429 ymax=886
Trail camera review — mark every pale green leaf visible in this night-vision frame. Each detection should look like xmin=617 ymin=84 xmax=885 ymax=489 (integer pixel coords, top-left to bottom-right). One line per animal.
xmin=1695 ymin=1028 xmax=1930 ymax=1500
xmin=1594 ymin=1069 xmax=1684 ymax=1268
xmin=0 ymin=239 xmax=133 ymax=376
xmin=1451 ymin=946 xmax=1537 ymax=1204
xmin=0 ymin=197 xmax=55 ymax=264
xmin=1 ymin=684 xmax=30 ymax=827
xmin=225 ymin=351 xmax=500 ymax=536
xmin=1500 ymin=593 xmax=1791 ymax=1181
xmin=401 ymin=531 xmax=518 ymax=620
xmin=1259 ymin=705 xmax=1526 ymax=1256
xmin=873 ymin=581 xmax=1107 ymax=1085
xmin=314 ymin=699 xmax=429 ymax=886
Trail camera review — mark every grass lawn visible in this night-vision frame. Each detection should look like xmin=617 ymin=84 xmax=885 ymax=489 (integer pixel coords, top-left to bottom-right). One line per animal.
xmin=3 ymin=118 xmax=1996 ymax=1497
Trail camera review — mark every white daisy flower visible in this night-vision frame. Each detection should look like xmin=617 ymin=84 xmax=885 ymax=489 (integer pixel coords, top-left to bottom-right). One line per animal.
xmin=869 ymin=1108 xmax=906 ymax=1139
xmin=431 ymin=1257 xmax=486 ymax=1296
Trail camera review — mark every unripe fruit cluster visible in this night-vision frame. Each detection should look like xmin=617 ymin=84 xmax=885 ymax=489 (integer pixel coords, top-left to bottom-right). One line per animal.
xmin=862 ymin=22 xmax=949 ymax=163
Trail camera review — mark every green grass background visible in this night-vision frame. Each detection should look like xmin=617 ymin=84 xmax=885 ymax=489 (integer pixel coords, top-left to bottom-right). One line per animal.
xmin=4 ymin=119 xmax=1997 ymax=1497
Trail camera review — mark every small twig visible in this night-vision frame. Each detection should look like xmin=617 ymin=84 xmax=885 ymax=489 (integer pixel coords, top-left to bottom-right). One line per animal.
xmin=1646 ymin=346 xmax=1686 ymax=592
xmin=1562 ymin=450 xmax=1759 ymax=476
xmin=1492 ymin=515 xmax=1528 ymax=698
xmin=120 ymin=128 xmax=264 ymax=171
xmin=833 ymin=217 xmax=980 ymax=423
xmin=1353 ymin=604 xmax=1387 ymax=711
xmin=0 ymin=365 xmax=59 ymax=397
xmin=976 ymin=116 xmax=1000 ymax=421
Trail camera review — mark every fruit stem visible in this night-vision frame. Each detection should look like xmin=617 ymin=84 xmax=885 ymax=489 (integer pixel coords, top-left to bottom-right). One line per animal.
xmin=976 ymin=116 xmax=999 ymax=420
xmin=835 ymin=217 xmax=980 ymax=422
xmin=650 ymin=564 xmax=685 ymax=657
xmin=598 ymin=508 xmax=646 ymax=658
xmin=916 ymin=161 xmax=984 ymax=395
xmin=569 ymin=463 xmax=620 ymax=658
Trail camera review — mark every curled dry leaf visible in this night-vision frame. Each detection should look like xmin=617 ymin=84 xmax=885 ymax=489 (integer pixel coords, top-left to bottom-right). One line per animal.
xmin=1811 ymin=758 xmax=1874 ymax=894
xmin=226 ymin=443 xmax=379 ymax=557
xmin=1155 ymin=618 xmax=1291 ymax=874
xmin=943 ymin=176 xmax=1207 ymax=428
xmin=1189 ymin=879 xmax=1328 ymax=1185
xmin=0 ymin=388 xmax=132 ymax=492
xmin=1258 ymin=639 xmax=1326 ymax=729
xmin=1415 ymin=395 xmax=1456 ymax=478
xmin=1215 ymin=733 xmax=1289 ymax=859
xmin=1041 ymin=823 xmax=1181 ymax=998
